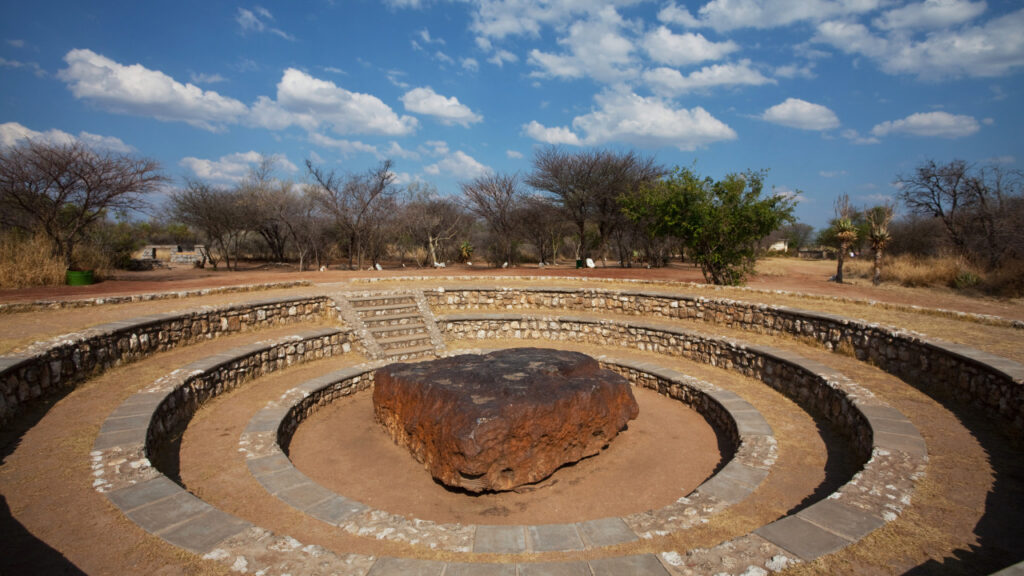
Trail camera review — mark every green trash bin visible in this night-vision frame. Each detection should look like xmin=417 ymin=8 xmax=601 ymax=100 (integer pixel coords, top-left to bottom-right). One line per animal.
xmin=66 ymin=270 xmax=95 ymax=286
xmin=576 ymin=259 xmax=584 ymax=269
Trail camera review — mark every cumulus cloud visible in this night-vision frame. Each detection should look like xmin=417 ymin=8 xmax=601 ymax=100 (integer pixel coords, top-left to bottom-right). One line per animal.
xmin=401 ymin=87 xmax=483 ymax=127
xmin=761 ymin=98 xmax=840 ymax=130
xmin=523 ymin=89 xmax=737 ymax=151
xmin=424 ymin=150 xmax=492 ymax=179
xmin=506 ymin=149 xmax=524 ymax=159
xmin=58 ymin=49 xmax=248 ymax=131
xmin=658 ymin=3 xmax=701 ymax=27
xmin=180 ymin=151 xmax=297 ymax=184
xmin=873 ymin=0 xmax=987 ymax=30
xmin=642 ymin=27 xmax=739 ymax=67
xmin=250 ymin=68 xmax=418 ymax=136
xmin=870 ymin=111 xmax=980 ymax=138
xmin=527 ymin=6 xmax=639 ymax=83
xmin=0 ymin=121 xmax=134 ymax=152
xmin=469 ymin=0 xmax=629 ymax=40
xmin=815 ymin=9 xmax=1024 ymax=79
xmin=0 ymin=56 xmax=46 ymax=77
xmin=692 ymin=0 xmax=885 ymax=31
xmin=643 ymin=60 xmax=776 ymax=96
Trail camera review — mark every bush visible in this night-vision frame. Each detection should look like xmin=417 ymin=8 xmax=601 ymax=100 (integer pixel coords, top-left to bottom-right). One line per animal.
xmin=0 ymin=232 xmax=66 ymax=288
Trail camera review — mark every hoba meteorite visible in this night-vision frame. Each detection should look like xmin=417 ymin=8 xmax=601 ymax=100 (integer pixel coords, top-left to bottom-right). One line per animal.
xmin=372 ymin=348 xmax=639 ymax=492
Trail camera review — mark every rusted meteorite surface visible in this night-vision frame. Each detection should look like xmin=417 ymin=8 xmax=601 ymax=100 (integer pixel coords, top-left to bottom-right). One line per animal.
xmin=373 ymin=348 xmax=639 ymax=492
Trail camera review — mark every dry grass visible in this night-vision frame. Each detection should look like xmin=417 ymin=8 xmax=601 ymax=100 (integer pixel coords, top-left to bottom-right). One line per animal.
xmin=846 ymin=254 xmax=1024 ymax=297
xmin=0 ymin=232 xmax=66 ymax=288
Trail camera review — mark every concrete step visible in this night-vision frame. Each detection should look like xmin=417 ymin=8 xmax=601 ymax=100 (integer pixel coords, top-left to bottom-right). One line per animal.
xmin=377 ymin=333 xmax=431 ymax=348
xmin=383 ymin=344 xmax=435 ymax=360
xmin=353 ymin=302 xmax=420 ymax=315
xmin=362 ymin=311 xmax=422 ymax=327
xmin=369 ymin=322 xmax=427 ymax=336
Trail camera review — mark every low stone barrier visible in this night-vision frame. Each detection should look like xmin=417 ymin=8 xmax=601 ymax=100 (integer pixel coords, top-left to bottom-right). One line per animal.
xmin=428 ymin=287 xmax=1024 ymax=441
xmin=0 ymin=295 xmax=332 ymax=429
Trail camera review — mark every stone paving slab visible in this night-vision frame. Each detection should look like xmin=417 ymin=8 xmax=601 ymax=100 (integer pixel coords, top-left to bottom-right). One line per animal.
xmin=527 ymin=523 xmax=585 ymax=552
xmin=590 ymin=554 xmax=671 ymax=576
xmin=473 ymin=525 xmax=526 ymax=554
xmin=797 ymin=499 xmax=885 ymax=542
xmin=93 ymin=428 xmax=147 ymax=450
xmin=246 ymin=452 xmax=292 ymax=476
xmin=872 ymin=430 xmax=928 ymax=458
xmin=158 ymin=508 xmax=251 ymax=554
xmin=106 ymin=475 xmax=182 ymax=512
xmin=517 ymin=561 xmax=592 ymax=576
xmin=277 ymin=480 xmax=336 ymax=511
xmin=254 ymin=465 xmax=313 ymax=495
xmin=367 ymin=556 xmax=445 ymax=576
xmin=576 ymin=517 xmax=637 ymax=548
xmin=125 ymin=490 xmax=211 ymax=533
xmin=444 ymin=562 xmax=518 ymax=576
xmin=755 ymin=514 xmax=852 ymax=561
xmin=99 ymin=413 xmax=151 ymax=433
xmin=307 ymin=495 xmax=368 ymax=525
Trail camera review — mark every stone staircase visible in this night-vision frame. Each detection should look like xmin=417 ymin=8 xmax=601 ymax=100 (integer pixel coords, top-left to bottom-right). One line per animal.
xmin=331 ymin=291 xmax=444 ymax=361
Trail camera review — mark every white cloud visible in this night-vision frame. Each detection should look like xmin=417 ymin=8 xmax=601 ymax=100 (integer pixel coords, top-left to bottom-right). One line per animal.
xmin=401 ymin=87 xmax=483 ymax=127
xmin=488 ymin=49 xmax=519 ymax=67
xmin=527 ymin=6 xmax=639 ymax=83
xmin=0 ymin=121 xmax=134 ymax=153
xmin=642 ymin=27 xmax=738 ymax=67
xmin=58 ymin=49 xmax=248 ymax=131
xmin=462 ymin=57 xmax=480 ymax=72
xmin=0 ymin=56 xmax=46 ymax=77
xmin=775 ymin=63 xmax=817 ymax=78
xmin=424 ymin=150 xmax=492 ymax=179
xmin=871 ymin=111 xmax=980 ymax=138
xmin=190 ymin=72 xmax=226 ymax=84
xmin=761 ymin=98 xmax=840 ymax=130
xmin=873 ymin=0 xmax=987 ymax=30
xmin=643 ymin=60 xmax=776 ymax=96
xmin=7 ymin=39 xmax=25 ymax=48
xmin=236 ymin=7 xmax=294 ymax=41
xmin=423 ymin=140 xmax=450 ymax=156
xmin=815 ymin=9 xmax=1024 ymax=79
xmin=523 ymin=121 xmax=583 ymax=145
xmin=658 ymin=3 xmax=701 ymax=27
xmin=250 ymin=68 xmax=418 ymax=136
xmin=524 ymin=89 xmax=737 ymax=151
xmin=470 ymin=0 xmax=633 ymax=40
xmin=434 ymin=50 xmax=455 ymax=65
xmin=180 ymin=151 xmax=297 ymax=184
xmin=506 ymin=149 xmax=524 ymax=159
xmin=819 ymin=169 xmax=847 ymax=177
xmin=694 ymin=0 xmax=885 ymax=31
xmin=418 ymin=28 xmax=445 ymax=45
xmin=308 ymin=133 xmax=381 ymax=157
xmin=841 ymin=128 xmax=880 ymax=145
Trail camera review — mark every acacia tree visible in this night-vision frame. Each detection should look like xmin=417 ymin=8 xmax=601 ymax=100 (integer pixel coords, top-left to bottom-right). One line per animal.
xmin=462 ymin=172 xmax=524 ymax=267
xmin=516 ymin=194 xmax=570 ymax=265
xmin=169 ymin=180 xmax=247 ymax=270
xmin=307 ymin=159 xmax=397 ymax=270
xmin=0 ymin=141 xmax=166 ymax=268
xmin=401 ymin=182 xmax=466 ymax=266
xmin=624 ymin=167 xmax=794 ymax=285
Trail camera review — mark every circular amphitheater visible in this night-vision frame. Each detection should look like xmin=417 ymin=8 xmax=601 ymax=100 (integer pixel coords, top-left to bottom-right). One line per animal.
xmin=1 ymin=276 xmax=1022 ymax=576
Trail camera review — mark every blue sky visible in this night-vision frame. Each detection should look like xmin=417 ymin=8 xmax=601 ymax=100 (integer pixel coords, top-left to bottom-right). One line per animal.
xmin=1 ymin=0 xmax=1022 ymax=228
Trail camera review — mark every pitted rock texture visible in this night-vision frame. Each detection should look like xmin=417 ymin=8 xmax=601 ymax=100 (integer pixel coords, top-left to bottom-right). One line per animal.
xmin=373 ymin=348 xmax=639 ymax=492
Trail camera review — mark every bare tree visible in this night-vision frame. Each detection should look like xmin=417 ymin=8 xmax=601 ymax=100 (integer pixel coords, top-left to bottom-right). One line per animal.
xmin=516 ymin=194 xmax=570 ymax=265
xmin=169 ymin=181 xmax=246 ymax=270
xmin=462 ymin=172 xmax=524 ymax=266
xmin=865 ymin=202 xmax=895 ymax=285
xmin=896 ymin=159 xmax=974 ymax=256
xmin=401 ymin=182 xmax=466 ymax=266
xmin=526 ymin=147 xmax=597 ymax=259
xmin=237 ymin=155 xmax=291 ymax=262
xmin=307 ymin=159 xmax=397 ymax=270
xmin=0 ymin=140 xmax=166 ymax=268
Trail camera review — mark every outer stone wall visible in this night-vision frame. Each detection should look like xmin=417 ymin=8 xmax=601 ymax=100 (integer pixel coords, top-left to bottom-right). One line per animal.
xmin=0 ymin=296 xmax=333 ymax=429
xmin=428 ymin=287 xmax=1024 ymax=440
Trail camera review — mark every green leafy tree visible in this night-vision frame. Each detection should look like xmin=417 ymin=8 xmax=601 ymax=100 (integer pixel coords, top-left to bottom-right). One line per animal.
xmin=624 ymin=167 xmax=795 ymax=285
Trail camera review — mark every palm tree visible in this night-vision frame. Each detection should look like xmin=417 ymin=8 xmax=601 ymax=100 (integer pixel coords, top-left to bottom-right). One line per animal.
xmin=866 ymin=203 xmax=895 ymax=286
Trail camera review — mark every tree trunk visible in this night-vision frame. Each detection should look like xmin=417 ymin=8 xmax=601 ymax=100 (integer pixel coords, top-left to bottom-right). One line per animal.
xmin=835 ymin=243 xmax=847 ymax=283
xmin=872 ymin=248 xmax=882 ymax=286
